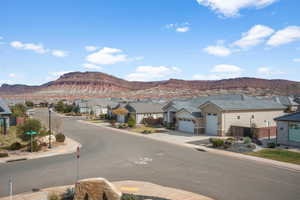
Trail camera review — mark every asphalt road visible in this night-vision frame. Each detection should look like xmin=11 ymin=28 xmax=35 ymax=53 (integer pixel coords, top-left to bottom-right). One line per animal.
xmin=0 ymin=109 xmax=299 ymax=200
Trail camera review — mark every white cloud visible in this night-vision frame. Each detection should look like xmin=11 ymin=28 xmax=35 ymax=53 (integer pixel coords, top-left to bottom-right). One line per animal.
xmin=85 ymin=46 xmax=99 ymax=52
xmin=86 ymin=47 xmax=131 ymax=65
xmin=193 ymin=64 xmax=243 ymax=80
xmin=82 ymin=63 xmax=102 ymax=70
xmin=9 ymin=73 xmax=16 ymax=78
xmin=293 ymin=58 xmax=300 ymax=62
xmin=10 ymin=41 xmax=48 ymax=54
xmin=267 ymin=26 xmax=300 ymax=46
xmin=212 ymin=64 xmax=242 ymax=73
xmin=233 ymin=25 xmax=274 ymax=48
xmin=257 ymin=67 xmax=285 ymax=76
xmin=196 ymin=0 xmax=278 ymax=17
xmin=52 ymin=50 xmax=68 ymax=57
xmin=166 ymin=22 xmax=191 ymax=33
xmin=126 ymin=66 xmax=181 ymax=81
xmin=176 ymin=27 xmax=190 ymax=33
xmin=203 ymin=45 xmax=232 ymax=56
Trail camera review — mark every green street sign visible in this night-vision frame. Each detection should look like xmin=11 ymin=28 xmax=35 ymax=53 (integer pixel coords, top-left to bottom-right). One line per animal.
xmin=25 ymin=131 xmax=38 ymax=136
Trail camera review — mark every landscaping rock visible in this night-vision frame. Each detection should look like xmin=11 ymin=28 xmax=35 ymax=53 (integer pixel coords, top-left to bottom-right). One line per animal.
xmin=74 ymin=178 xmax=122 ymax=200
xmin=38 ymin=135 xmax=56 ymax=145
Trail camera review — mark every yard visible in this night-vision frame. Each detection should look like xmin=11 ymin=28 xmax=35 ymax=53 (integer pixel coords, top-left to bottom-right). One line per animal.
xmin=248 ymin=149 xmax=300 ymax=165
xmin=0 ymin=126 xmax=27 ymax=149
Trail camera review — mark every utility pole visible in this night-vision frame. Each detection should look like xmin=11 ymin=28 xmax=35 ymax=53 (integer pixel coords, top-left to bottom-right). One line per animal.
xmin=48 ymin=108 xmax=52 ymax=149
xmin=76 ymin=146 xmax=80 ymax=182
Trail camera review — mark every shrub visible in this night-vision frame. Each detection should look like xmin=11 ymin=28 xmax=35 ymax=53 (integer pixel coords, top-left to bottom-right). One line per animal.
xmin=209 ymin=138 xmax=224 ymax=148
xmin=142 ymin=117 xmax=163 ymax=126
xmin=62 ymin=188 xmax=74 ymax=200
xmin=243 ymin=137 xmax=252 ymax=144
xmin=142 ymin=130 xmax=153 ymax=134
xmin=110 ymin=119 xmax=116 ymax=127
xmin=27 ymin=140 xmax=41 ymax=152
xmin=127 ymin=116 xmax=136 ymax=128
xmin=55 ymin=133 xmax=66 ymax=143
xmin=118 ymin=123 xmax=128 ymax=129
xmin=267 ymin=142 xmax=276 ymax=148
xmin=17 ymin=119 xmax=41 ymax=141
xmin=122 ymin=194 xmax=139 ymax=200
xmin=48 ymin=193 xmax=60 ymax=200
xmin=0 ymin=152 xmax=9 ymax=158
xmin=10 ymin=142 xmax=22 ymax=150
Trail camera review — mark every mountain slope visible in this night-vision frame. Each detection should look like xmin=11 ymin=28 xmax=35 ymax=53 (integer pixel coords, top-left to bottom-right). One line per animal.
xmin=1 ymin=72 xmax=300 ymax=98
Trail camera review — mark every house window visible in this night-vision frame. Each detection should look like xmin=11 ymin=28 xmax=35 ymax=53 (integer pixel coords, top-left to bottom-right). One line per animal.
xmin=289 ymin=122 xmax=300 ymax=142
xmin=237 ymin=116 xmax=240 ymax=120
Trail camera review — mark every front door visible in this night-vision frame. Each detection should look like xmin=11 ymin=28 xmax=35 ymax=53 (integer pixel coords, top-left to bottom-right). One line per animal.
xmin=206 ymin=113 xmax=218 ymax=135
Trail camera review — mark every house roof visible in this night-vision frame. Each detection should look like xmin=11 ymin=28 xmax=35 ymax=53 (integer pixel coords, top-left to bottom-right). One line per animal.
xmin=127 ymin=102 xmax=163 ymax=113
xmin=274 ymin=112 xmax=300 ymax=122
xmin=0 ymin=98 xmax=12 ymax=115
xmin=201 ymin=99 xmax=286 ymax=111
xmin=272 ymin=96 xmax=299 ymax=106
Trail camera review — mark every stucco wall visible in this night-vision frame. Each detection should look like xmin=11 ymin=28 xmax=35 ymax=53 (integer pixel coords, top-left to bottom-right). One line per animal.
xmin=223 ymin=110 xmax=285 ymax=135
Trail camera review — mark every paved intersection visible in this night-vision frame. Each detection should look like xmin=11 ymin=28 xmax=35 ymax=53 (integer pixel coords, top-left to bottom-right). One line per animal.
xmin=0 ymin=109 xmax=299 ymax=200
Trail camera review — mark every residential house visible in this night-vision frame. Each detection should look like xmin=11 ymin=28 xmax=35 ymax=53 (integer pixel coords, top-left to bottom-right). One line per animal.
xmin=275 ymin=112 xmax=300 ymax=147
xmin=0 ymin=98 xmax=12 ymax=135
xmin=199 ymin=99 xmax=286 ymax=137
xmin=125 ymin=102 xmax=164 ymax=124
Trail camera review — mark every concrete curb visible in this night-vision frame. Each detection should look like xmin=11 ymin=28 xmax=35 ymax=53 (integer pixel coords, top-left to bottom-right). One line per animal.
xmin=0 ymin=137 xmax=81 ymax=164
xmin=79 ymin=120 xmax=300 ymax=172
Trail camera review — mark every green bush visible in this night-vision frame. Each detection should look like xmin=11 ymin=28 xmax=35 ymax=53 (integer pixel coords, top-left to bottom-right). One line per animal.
xmin=27 ymin=140 xmax=41 ymax=152
xmin=122 ymin=194 xmax=139 ymax=200
xmin=209 ymin=138 xmax=224 ymax=148
xmin=127 ymin=116 xmax=136 ymax=128
xmin=0 ymin=152 xmax=9 ymax=157
xmin=142 ymin=129 xmax=153 ymax=134
xmin=243 ymin=137 xmax=252 ymax=144
xmin=267 ymin=142 xmax=276 ymax=148
xmin=62 ymin=188 xmax=74 ymax=200
xmin=55 ymin=133 xmax=66 ymax=143
xmin=10 ymin=142 xmax=22 ymax=150
xmin=48 ymin=193 xmax=60 ymax=200
xmin=17 ymin=119 xmax=41 ymax=141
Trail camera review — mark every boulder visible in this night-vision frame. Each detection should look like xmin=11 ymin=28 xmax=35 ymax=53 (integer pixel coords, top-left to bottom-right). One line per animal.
xmin=74 ymin=178 xmax=122 ymax=200
xmin=37 ymin=135 xmax=56 ymax=145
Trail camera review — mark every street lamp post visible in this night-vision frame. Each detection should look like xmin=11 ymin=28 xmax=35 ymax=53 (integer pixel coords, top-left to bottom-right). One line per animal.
xmin=48 ymin=108 xmax=52 ymax=149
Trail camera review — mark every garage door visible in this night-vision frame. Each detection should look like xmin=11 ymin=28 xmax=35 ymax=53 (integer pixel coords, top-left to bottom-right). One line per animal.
xmin=178 ymin=119 xmax=195 ymax=133
xmin=206 ymin=113 xmax=218 ymax=135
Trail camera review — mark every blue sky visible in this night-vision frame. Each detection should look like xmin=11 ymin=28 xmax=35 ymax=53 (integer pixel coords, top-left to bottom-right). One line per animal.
xmin=0 ymin=0 xmax=300 ymax=85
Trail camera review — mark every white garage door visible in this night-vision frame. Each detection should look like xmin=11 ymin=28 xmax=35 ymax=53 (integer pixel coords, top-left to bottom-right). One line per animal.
xmin=206 ymin=114 xmax=218 ymax=135
xmin=178 ymin=119 xmax=195 ymax=133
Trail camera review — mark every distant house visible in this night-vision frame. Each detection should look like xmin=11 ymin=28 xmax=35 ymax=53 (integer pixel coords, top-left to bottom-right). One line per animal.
xmin=275 ymin=112 xmax=300 ymax=147
xmin=0 ymin=98 xmax=12 ymax=135
xmin=125 ymin=102 xmax=164 ymax=124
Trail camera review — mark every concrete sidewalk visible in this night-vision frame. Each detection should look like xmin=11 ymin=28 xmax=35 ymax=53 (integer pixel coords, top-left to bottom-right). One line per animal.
xmin=0 ymin=137 xmax=81 ymax=164
xmin=79 ymin=120 xmax=300 ymax=172
xmin=0 ymin=181 xmax=214 ymax=200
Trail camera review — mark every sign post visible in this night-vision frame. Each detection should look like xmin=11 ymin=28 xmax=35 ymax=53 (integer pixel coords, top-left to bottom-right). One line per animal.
xmin=9 ymin=176 xmax=12 ymax=200
xmin=25 ymin=131 xmax=38 ymax=153
xmin=76 ymin=146 xmax=80 ymax=182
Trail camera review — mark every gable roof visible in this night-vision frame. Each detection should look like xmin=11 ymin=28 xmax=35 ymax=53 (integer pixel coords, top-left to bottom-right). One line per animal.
xmin=0 ymin=98 xmax=12 ymax=115
xmin=274 ymin=112 xmax=300 ymax=122
xmin=201 ymin=99 xmax=286 ymax=111
xmin=127 ymin=102 xmax=163 ymax=113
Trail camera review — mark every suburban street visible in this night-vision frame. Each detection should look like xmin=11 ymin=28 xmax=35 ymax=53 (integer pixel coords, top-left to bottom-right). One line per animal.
xmin=0 ymin=109 xmax=299 ymax=200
